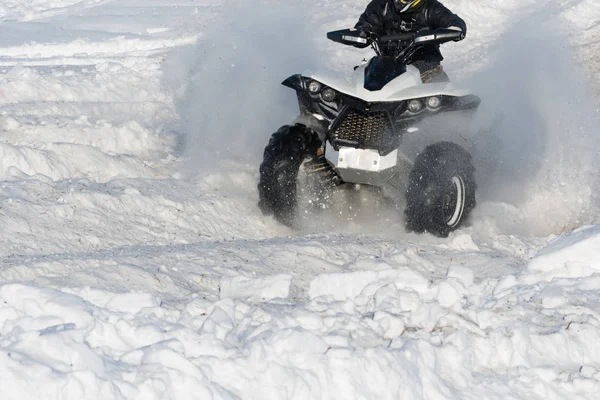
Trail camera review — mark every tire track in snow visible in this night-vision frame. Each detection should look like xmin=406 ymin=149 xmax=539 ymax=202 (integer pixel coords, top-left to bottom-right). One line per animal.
xmin=0 ymin=231 xmax=535 ymax=303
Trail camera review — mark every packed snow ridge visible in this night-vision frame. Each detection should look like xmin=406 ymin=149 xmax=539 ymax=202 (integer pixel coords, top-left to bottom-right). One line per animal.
xmin=0 ymin=0 xmax=599 ymax=399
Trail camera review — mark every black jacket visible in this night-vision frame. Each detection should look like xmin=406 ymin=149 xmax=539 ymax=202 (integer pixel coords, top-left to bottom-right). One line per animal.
xmin=355 ymin=0 xmax=466 ymax=63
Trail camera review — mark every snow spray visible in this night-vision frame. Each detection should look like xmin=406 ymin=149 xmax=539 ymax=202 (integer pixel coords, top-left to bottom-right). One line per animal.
xmin=165 ymin=0 xmax=321 ymax=173
xmin=465 ymin=14 xmax=600 ymax=236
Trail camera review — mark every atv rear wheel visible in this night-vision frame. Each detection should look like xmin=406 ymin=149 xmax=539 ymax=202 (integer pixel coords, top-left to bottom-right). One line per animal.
xmin=405 ymin=141 xmax=476 ymax=238
xmin=258 ymin=124 xmax=322 ymax=228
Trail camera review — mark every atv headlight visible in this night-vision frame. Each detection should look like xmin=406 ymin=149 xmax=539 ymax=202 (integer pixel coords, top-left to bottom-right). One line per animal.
xmin=321 ymin=88 xmax=337 ymax=102
xmin=308 ymin=80 xmax=322 ymax=94
xmin=408 ymin=99 xmax=423 ymax=113
xmin=427 ymin=96 xmax=441 ymax=109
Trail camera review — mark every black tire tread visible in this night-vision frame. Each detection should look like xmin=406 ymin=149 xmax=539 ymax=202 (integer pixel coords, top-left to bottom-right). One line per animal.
xmin=405 ymin=141 xmax=476 ymax=237
xmin=258 ymin=125 xmax=321 ymax=227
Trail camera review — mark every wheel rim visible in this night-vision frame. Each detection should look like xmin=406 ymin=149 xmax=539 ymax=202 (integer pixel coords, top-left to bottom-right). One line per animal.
xmin=445 ymin=176 xmax=466 ymax=227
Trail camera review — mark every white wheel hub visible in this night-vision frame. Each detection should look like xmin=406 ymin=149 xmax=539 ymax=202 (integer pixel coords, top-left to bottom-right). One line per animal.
xmin=446 ymin=176 xmax=466 ymax=227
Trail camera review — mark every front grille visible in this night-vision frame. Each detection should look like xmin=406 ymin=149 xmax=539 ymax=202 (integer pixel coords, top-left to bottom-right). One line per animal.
xmin=331 ymin=110 xmax=392 ymax=150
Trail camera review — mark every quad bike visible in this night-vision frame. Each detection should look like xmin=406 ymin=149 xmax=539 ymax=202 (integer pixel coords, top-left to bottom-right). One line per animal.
xmin=258 ymin=28 xmax=480 ymax=237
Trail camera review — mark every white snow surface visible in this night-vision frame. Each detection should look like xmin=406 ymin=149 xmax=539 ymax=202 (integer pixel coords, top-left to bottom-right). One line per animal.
xmin=1 ymin=0 xmax=600 ymax=399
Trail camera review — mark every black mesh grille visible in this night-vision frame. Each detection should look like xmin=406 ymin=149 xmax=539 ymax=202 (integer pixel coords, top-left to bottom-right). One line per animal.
xmin=332 ymin=110 xmax=392 ymax=149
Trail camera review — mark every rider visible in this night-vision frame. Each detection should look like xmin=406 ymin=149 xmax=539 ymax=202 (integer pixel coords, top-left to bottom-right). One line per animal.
xmin=355 ymin=0 xmax=467 ymax=83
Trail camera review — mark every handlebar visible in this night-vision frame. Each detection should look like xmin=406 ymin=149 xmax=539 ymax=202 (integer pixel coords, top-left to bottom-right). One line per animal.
xmin=379 ymin=33 xmax=415 ymax=43
xmin=413 ymin=29 xmax=463 ymax=44
xmin=327 ymin=28 xmax=463 ymax=64
xmin=328 ymin=28 xmax=462 ymax=47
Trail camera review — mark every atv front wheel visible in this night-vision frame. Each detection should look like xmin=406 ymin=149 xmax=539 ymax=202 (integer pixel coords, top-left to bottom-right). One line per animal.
xmin=405 ymin=141 xmax=476 ymax=237
xmin=258 ymin=124 xmax=322 ymax=227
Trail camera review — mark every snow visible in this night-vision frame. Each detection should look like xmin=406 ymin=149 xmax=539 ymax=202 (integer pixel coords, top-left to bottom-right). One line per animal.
xmin=528 ymin=225 xmax=600 ymax=276
xmin=0 ymin=0 xmax=599 ymax=399
xmin=220 ymin=274 xmax=292 ymax=301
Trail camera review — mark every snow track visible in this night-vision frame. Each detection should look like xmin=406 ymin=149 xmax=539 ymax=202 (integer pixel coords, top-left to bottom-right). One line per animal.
xmin=0 ymin=0 xmax=599 ymax=399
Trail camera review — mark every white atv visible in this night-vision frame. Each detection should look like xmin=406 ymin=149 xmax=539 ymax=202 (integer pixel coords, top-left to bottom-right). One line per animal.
xmin=258 ymin=28 xmax=480 ymax=237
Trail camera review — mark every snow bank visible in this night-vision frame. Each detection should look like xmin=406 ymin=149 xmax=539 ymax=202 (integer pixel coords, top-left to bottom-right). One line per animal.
xmin=0 ymin=0 xmax=107 ymax=21
xmin=309 ymin=268 xmax=430 ymax=301
xmin=220 ymin=274 xmax=292 ymax=302
xmin=3 ymin=232 xmax=600 ymax=399
xmin=526 ymin=225 xmax=600 ymax=280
